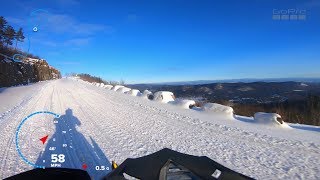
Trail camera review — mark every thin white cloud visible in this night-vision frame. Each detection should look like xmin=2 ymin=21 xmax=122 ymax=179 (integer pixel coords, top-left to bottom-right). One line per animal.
xmin=31 ymin=36 xmax=92 ymax=48
xmin=7 ymin=12 xmax=113 ymax=36
xmin=46 ymin=13 xmax=114 ymax=35
xmin=31 ymin=37 xmax=58 ymax=47
xmin=5 ymin=17 xmax=25 ymax=25
xmin=41 ymin=41 xmax=59 ymax=47
xmin=64 ymin=38 xmax=91 ymax=46
xmin=5 ymin=11 xmax=113 ymax=50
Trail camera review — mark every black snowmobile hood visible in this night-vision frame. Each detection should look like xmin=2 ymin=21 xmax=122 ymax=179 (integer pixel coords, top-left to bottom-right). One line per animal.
xmin=105 ymin=148 xmax=254 ymax=180
xmin=5 ymin=168 xmax=91 ymax=180
xmin=5 ymin=148 xmax=254 ymax=180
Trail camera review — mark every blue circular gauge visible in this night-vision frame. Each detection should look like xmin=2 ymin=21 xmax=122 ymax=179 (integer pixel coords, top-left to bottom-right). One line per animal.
xmin=15 ymin=111 xmax=60 ymax=169
xmin=15 ymin=109 xmax=112 ymax=178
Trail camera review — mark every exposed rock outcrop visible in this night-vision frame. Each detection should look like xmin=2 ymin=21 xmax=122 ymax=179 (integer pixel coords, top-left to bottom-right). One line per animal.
xmin=0 ymin=58 xmax=61 ymax=87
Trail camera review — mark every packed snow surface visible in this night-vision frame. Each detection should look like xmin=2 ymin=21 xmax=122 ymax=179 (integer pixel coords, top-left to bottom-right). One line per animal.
xmin=0 ymin=79 xmax=319 ymax=179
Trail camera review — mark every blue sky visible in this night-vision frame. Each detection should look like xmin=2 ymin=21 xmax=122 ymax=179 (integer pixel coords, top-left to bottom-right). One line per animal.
xmin=1 ymin=0 xmax=320 ymax=83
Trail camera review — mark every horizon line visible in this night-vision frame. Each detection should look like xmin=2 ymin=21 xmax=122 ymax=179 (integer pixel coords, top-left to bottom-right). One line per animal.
xmin=127 ymin=77 xmax=320 ymax=85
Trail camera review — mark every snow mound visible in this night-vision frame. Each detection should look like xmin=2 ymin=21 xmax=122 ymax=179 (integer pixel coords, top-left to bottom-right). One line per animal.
xmin=169 ymin=99 xmax=196 ymax=109
xmin=111 ymin=85 xmax=124 ymax=91
xmin=99 ymin=83 xmax=105 ymax=88
xmin=104 ymin=85 xmax=113 ymax=90
xmin=153 ymin=91 xmax=175 ymax=103
xmin=116 ymin=87 xmax=131 ymax=93
xmin=125 ymin=89 xmax=142 ymax=96
xmin=201 ymin=103 xmax=234 ymax=118
xmin=93 ymin=82 xmax=105 ymax=88
xmin=254 ymin=112 xmax=291 ymax=128
xmin=139 ymin=90 xmax=154 ymax=100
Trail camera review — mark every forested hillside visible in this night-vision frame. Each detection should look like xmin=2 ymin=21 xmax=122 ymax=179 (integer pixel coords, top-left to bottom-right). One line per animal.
xmin=0 ymin=16 xmax=61 ymax=87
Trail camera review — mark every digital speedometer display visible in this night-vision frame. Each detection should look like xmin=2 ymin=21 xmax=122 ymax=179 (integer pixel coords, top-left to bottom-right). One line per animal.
xmin=15 ymin=110 xmax=112 ymax=179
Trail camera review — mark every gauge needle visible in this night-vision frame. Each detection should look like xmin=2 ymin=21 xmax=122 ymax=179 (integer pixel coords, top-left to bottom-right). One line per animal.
xmin=40 ymin=135 xmax=49 ymax=144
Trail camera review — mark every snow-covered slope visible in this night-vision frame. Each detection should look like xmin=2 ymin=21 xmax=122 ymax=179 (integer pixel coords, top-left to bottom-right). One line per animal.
xmin=0 ymin=79 xmax=319 ymax=179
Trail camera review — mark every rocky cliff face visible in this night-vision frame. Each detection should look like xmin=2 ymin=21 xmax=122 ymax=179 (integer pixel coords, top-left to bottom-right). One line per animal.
xmin=0 ymin=58 xmax=61 ymax=87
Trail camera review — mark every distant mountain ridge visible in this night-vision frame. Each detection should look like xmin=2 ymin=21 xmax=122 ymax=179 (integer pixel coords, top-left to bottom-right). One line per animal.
xmin=133 ymin=78 xmax=320 ymax=86
xmin=128 ymin=81 xmax=320 ymax=104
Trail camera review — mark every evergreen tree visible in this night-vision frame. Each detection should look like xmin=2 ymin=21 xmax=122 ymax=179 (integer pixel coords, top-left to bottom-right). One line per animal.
xmin=0 ymin=16 xmax=8 ymax=46
xmin=15 ymin=27 xmax=25 ymax=49
xmin=3 ymin=25 xmax=15 ymax=46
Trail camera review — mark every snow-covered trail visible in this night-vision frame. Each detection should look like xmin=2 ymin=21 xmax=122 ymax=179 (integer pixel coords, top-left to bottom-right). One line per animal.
xmin=0 ymin=79 xmax=319 ymax=179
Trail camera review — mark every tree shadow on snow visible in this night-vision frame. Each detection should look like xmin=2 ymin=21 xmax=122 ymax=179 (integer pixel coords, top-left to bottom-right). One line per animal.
xmin=288 ymin=124 xmax=320 ymax=132
xmin=36 ymin=108 xmax=112 ymax=179
xmin=0 ymin=87 xmax=7 ymax=93
xmin=235 ymin=116 xmax=320 ymax=133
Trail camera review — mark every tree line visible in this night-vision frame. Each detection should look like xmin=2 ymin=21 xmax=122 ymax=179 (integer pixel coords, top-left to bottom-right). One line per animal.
xmin=0 ymin=16 xmax=41 ymax=60
xmin=67 ymin=73 xmax=125 ymax=86
xmin=231 ymin=95 xmax=320 ymax=126
xmin=0 ymin=16 xmax=25 ymax=48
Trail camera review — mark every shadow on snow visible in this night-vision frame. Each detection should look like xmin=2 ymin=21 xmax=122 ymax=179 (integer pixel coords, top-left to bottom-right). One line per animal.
xmin=36 ymin=108 xmax=112 ymax=179
xmin=288 ymin=124 xmax=320 ymax=133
